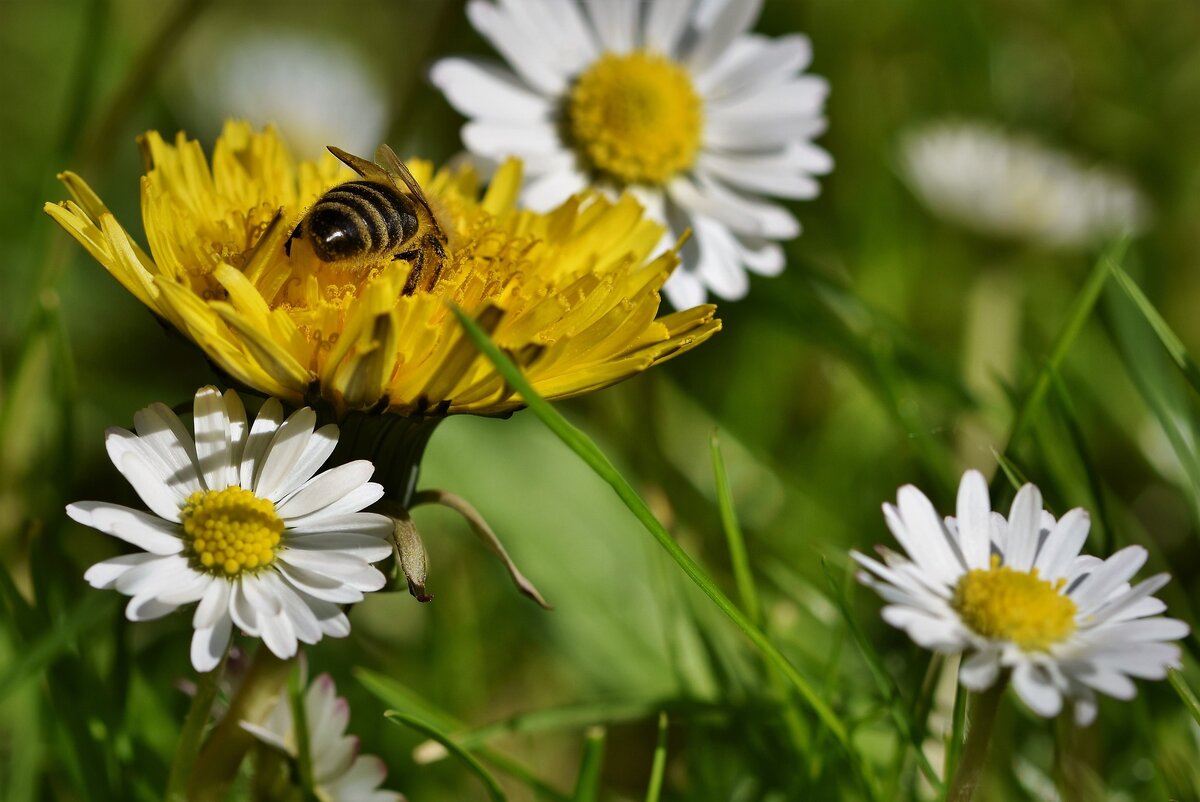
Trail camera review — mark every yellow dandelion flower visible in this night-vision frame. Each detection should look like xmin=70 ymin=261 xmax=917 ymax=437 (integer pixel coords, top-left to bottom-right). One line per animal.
xmin=45 ymin=121 xmax=720 ymax=422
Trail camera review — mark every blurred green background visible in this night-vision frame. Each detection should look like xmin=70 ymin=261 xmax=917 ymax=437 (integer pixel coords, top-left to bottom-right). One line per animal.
xmin=4 ymin=0 xmax=1200 ymax=799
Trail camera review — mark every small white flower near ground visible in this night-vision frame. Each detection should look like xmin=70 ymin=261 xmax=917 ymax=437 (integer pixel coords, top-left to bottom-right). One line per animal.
xmin=431 ymin=0 xmax=833 ymax=308
xmin=854 ymin=470 xmax=1186 ymax=725
xmin=68 ymin=386 xmax=395 ymax=673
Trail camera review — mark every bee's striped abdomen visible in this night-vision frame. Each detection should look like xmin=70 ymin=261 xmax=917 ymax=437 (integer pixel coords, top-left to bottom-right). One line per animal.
xmin=303 ymin=180 xmax=419 ymax=264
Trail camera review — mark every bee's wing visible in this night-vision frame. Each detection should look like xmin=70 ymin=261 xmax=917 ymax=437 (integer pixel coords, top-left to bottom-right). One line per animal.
xmin=375 ymin=145 xmax=446 ymax=239
xmin=327 ymin=146 xmax=392 ymax=183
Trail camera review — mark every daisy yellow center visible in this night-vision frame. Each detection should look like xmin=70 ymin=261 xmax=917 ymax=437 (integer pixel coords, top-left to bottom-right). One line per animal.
xmin=951 ymin=556 xmax=1077 ymax=651
xmin=567 ymin=51 xmax=702 ymax=185
xmin=180 ymin=486 xmax=284 ymax=576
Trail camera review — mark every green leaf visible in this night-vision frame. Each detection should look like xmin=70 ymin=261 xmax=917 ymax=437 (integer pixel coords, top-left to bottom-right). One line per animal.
xmin=1108 ymin=260 xmax=1200 ymax=395
xmin=1169 ymin=669 xmax=1200 ymax=728
xmin=385 ymin=712 xmax=508 ymax=802
xmin=0 ymin=594 xmax=115 ymax=703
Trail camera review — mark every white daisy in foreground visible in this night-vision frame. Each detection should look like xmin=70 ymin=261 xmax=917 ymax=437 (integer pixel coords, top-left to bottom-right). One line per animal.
xmin=431 ymin=0 xmax=832 ymax=308
xmin=900 ymin=120 xmax=1148 ymax=249
xmin=68 ymin=386 xmax=394 ymax=673
xmin=243 ymin=673 xmax=403 ymax=802
xmin=854 ymin=470 xmax=1186 ymax=725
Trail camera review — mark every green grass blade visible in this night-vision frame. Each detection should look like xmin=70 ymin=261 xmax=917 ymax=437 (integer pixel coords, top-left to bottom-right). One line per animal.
xmin=386 ymin=712 xmax=508 ymax=802
xmin=1168 ymin=669 xmax=1200 ymax=728
xmin=1109 ymin=261 xmax=1200 ymax=394
xmin=822 ymin=561 xmax=942 ymax=792
xmin=990 ymin=241 xmax=1126 ymax=495
xmin=572 ymin=727 xmax=606 ymax=802
xmin=449 ymin=306 xmax=859 ymax=763
xmin=356 ymin=668 xmax=568 ymax=801
xmin=0 ymin=595 xmax=114 ymax=703
xmin=644 ymin=713 xmax=669 ymax=802
xmin=710 ymin=432 xmax=762 ymax=625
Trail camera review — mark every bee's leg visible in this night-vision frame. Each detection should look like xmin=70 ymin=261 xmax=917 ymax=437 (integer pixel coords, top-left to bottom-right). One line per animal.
xmin=423 ymin=235 xmax=447 ymax=292
xmin=284 ymin=223 xmax=303 ymax=257
xmin=396 ymin=248 xmax=425 ymax=296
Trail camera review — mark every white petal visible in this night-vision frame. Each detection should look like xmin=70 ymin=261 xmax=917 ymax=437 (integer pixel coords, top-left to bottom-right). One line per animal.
xmin=430 ymin=57 xmax=552 ymax=123
xmin=1033 ymin=508 xmax=1090 ymax=582
xmin=959 ymin=650 xmax=1001 ymax=689
xmin=1070 ymin=546 xmax=1148 ymax=613
xmin=321 ymin=756 xmax=390 ymax=799
xmin=881 ymin=605 xmax=968 ymax=651
xmin=191 ymin=609 xmax=232 ymax=673
xmin=230 ymin=578 xmax=262 ymax=635
xmin=1073 ymin=688 xmax=1098 ymax=726
xmin=697 ymin=33 xmax=813 ymax=99
xmin=1072 ymin=666 xmax=1137 ymax=700
xmin=706 ymin=108 xmax=828 ymax=151
xmin=288 ymin=512 xmax=393 ymax=540
xmin=274 ymin=562 xmax=365 ymax=604
xmin=193 ymin=579 xmax=232 ymax=629
xmin=892 ymin=486 xmax=966 ymax=585
xmin=731 ymin=234 xmax=785 ymax=277
xmin=584 ymin=0 xmax=638 ymax=53
xmin=283 ymin=423 xmax=340 ymax=495
xmin=126 ymin=594 xmax=179 ymax=621
xmin=696 ymin=150 xmax=823 ymax=200
xmin=241 ymin=574 xmax=284 ymax=617
xmin=282 ymin=482 xmax=385 ymax=527
xmin=278 ymin=549 xmax=386 ymax=592
xmin=662 ymin=265 xmax=708 ymax=309
xmin=115 ymin=554 xmax=193 ymax=598
xmin=259 ymin=571 xmax=323 ymax=645
xmin=692 ymin=214 xmax=750 ymax=300
xmin=461 ymin=120 xmax=564 ymax=161
xmin=668 ymin=172 xmax=799 ymax=239
xmin=286 ymin=533 xmax=393 ymax=563
xmin=240 ymin=398 xmax=284 ymax=490
xmin=156 ymin=571 xmax=212 ymax=605
xmin=686 ymin=0 xmax=763 ymax=75
xmin=259 ymin=609 xmax=298 ymax=661
xmin=521 ymin=167 xmax=589 ymax=212
xmin=644 ymin=0 xmax=694 ymax=57
xmin=1084 ymin=573 xmax=1170 ymax=627
xmin=466 ymin=0 xmax=568 ymax=95
xmin=84 ymin=553 xmax=157 ymax=589
xmin=193 ymin=385 xmax=235 ymax=491
xmin=277 ymin=461 xmax=377 ymax=520
xmin=131 ymin=404 xmax=203 ymax=494
xmin=224 ymin=390 xmax=249 ymax=473
xmin=66 ymin=502 xmax=182 ymax=555
xmin=955 ymin=470 xmax=992 ymax=571
xmin=106 ymin=433 xmax=186 ymax=521
xmin=1012 ymin=662 xmax=1063 ymax=717
xmin=253 ymin=407 xmax=318 ymax=502
xmin=1004 ymin=483 xmax=1043 ymax=571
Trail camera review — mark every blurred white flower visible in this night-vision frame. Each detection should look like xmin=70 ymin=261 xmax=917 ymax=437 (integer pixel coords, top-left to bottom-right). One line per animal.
xmin=901 ymin=121 xmax=1148 ymax=248
xmin=183 ymin=29 xmax=389 ymax=159
xmin=68 ymin=386 xmax=394 ymax=673
xmin=431 ymin=0 xmax=832 ymax=308
xmin=244 ymin=672 xmax=404 ymax=802
xmin=854 ymin=470 xmax=1186 ymax=725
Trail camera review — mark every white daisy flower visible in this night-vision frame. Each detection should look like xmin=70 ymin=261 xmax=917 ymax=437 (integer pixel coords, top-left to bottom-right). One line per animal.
xmin=181 ymin=28 xmax=390 ymax=159
xmin=854 ymin=470 xmax=1187 ymax=725
xmin=430 ymin=0 xmax=832 ymax=308
xmin=900 ymin=120 xmax=1148 ymax=249
xmin=243 ymin=672 xmax=403 ymax=802
xmin=68 ymin=386 xmax=395 ymax=673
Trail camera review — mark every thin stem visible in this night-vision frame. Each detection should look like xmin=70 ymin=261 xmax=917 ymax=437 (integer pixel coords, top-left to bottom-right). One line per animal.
xmin=164 ymin=645 xmax=230 ymax=802
xmin=188 ymin=648 xmax=293 ymax=802
xmin=945 ymin=678 xmax=1007 ymax=802
xmin=288 ymin=664 xmax=316 ymax=797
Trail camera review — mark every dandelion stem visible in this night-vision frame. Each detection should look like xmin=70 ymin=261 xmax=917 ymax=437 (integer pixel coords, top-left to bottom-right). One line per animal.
xmin=945 ymin=678 xmax=1007 ymax=802
xmin=163 ymin=643 xmax=230 ymax=802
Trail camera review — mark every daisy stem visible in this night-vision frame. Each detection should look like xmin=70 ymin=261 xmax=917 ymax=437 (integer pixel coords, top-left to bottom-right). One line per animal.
xmin=945 ymin=678 xmax=1007 ymax=802
xmin=187 ymin=648 xmax=294 ymax=802
xmin=163 ymin=644 xmax=230 ymax=802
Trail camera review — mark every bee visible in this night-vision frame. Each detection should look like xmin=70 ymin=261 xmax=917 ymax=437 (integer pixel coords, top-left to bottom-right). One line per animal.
xmin=286 ymin=145 xmax=448 ymax=295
